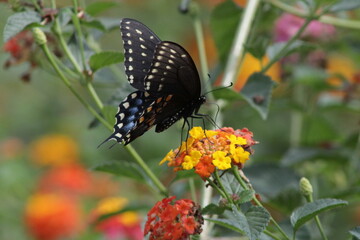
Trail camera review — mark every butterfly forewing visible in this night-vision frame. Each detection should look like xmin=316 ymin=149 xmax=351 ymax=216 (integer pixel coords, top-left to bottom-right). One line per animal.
xmin=144 ymin=41 xmax=201 ymax=98
xmin=120 ymin=18 xmax=161 ymax=90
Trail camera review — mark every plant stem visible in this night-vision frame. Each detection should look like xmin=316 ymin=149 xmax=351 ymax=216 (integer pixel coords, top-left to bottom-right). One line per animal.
xmin=189 ymin=178 xmax=197 ymax=203
xmin=206 ymin=178 xmax=227 ymax=200
xmin=232 ymin=167 xmax=291 ymax=240
xmin=214 ymin=171 xmax=233 ymax=203
xmin=72 ymin=0 xmax=87 ymax=70
xmin=306 ymin=195 xmax=328 ymax=240
xmin=264 ymin=229 xmax=282 ymax=240
xmin=124 ymin=144 xmax=168 ymax=197
xmin=40 ymin=43 xmax=112 ymax=130
xmin=260 ymin=14 xmax=315 ymax=74
xmin=85 ymin=82 xmax=104 ymax=110
xmin=222 ymin=0 xmax=261 ymax=87
xmin=265 ymin=0 xmax=360 ymax=30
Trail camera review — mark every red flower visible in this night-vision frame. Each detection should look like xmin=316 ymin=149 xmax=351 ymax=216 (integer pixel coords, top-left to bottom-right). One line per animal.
xmin=24 ymin=193 xmax=83 ymax=240
xmin=144 ymin=196 xmax=203 ymax=240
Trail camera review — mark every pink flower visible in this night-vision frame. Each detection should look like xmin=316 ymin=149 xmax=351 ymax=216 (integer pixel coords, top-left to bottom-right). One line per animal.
xmin=275 ymin=13 xmax=335 ymax=42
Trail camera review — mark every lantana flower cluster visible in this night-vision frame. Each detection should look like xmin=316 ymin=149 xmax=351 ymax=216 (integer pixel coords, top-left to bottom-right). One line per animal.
xmin=144 ymin=196 xmax=203 ymax=240
xmin=161 ymin=127 xmax=257 ymax=179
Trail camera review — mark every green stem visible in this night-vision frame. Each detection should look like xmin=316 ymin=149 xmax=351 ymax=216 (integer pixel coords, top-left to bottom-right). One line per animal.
xmin=213 ymin=171 xmax=233 ymax=203
xmin=86 ymin=82 xmax=104 ymax=110
xmin=189 ymin=178 xmax=197 ymax=203
xmin=265 ymin=0 xmax=360 ymax=30
xmin=290 ymin=84 xmax=305 ymax=147
xmin=264 ymin=229 xmax=282 ymax=240
xmin=124 ymin=144 xmax=168 ymax=196
xmin=222 ymin=0 xmax=261 ymax=87
xmin=260 ymin=14 xmax=315 ymax=74
xmin=72 ymin=0 xmax=87 ymax=70
xmin=40 ymin=43 xmax=112 ymax=130
xmin=306 ymin=195 xmax=328 ymax=240
xmin=31 ymin=0 xmax=42 ymax=12
xmin=232 ymin=167 xmax=291 ymax=240
xmin=206 ymin=178 xmax=227 ymax=200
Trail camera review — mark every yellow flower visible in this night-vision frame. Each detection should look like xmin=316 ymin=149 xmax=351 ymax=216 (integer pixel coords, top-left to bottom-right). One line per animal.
xmin=95 ymin=197 xmax=128 ymax=215
xmin=189 ymin=127 xmax=206 ymax=139
xmin=160 ymin=150 xmax=175 ymax=165
xmin=232 ymin=147 xmax=250 ymax=164
xmin=30 ymin=134 xmax=79 ymax=167
xmin=182 ymin=150 xmax=201 ymax=170
xmin=212 ymin=151 xmax=231 ymax=170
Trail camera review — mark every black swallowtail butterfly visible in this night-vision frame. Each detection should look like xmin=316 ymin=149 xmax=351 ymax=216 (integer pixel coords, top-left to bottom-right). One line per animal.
xmin=104 ymin=18 xmax=205 ymax=145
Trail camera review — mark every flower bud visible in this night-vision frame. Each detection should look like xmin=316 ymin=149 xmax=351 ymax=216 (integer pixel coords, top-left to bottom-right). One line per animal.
xmin=299 ymin=177 xmax=313 ymax=197
xmin=32 ymin=28 xmax=47 ymax=46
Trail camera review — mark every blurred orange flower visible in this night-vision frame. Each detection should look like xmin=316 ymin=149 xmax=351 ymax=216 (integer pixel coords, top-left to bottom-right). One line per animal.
xmin=234 ymin=53 xmax=281 ymax=91
xmin=29 ymin=134 xmax=79 ymax=167
xmin=92 ymin=197 xmax=142 ymax=240
xmin=25 ymin=193 xmax=83 ymax=240
xmin=326 ymin=54 xmax=357 ymax=86
xmin=37 ymin=164 xmax=92 ymax=196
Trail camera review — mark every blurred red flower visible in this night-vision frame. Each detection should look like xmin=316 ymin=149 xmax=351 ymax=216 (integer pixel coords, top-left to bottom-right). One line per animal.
xmin=24 ymin=193 xmax=83 ymax=240
xmin=37 ymin=164 xmax=93 ymax=196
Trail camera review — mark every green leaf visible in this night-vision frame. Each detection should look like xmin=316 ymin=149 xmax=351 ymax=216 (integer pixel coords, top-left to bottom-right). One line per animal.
xmin=172 ymin=170 xmax=198 ymax=182
xmin=93 ymin=160 xmax=146 ymax=182
xmin=3 ymin=11 xmax=41 ymax=42
xmin=210 ymin=0 xmax=242 ymax=65
xmin=290 ymin=198 xmax=348 ymax=233
xmin=102 ymin=105 xmax=117 ymax=126
xmin=329 ymin=0 xmax=360 ymax=12
xmin=267 ymin=40 xmax=316 ymax=61
xmin=81 ymin=19 xmax=106 ymax=31
xmin=221 ymin=173 xmax=244 ymax=195
xmin=89 ymin=51 xmax=124 ymax=72
xmin=238 ymin=189 xmax=255 ymax=204
xmin=240 ymin=73 xmax=275 ymax=120
xmin=206 ymin=217 xmax=244 ymax=233
xmin=202 ymin=203 xmax=226 ymax=215
xmin=245 ymin=206 xmax=271 ymax=240
xmin=349 ymin=226 xmax=360 ymax=239
xmin=85 ymin=2 xmax=118 ymax=16
xmin=212 ymin=87 xmax=243 ymax=101
xmin=244 ymin=38 xmax=270 ymax=60
xmin=58 ymin=7 xmax=73 ymax=27
xmin=281 ymin=147 xmax=323 ymax=166
xmin=215 ymin=205 xmax=270 ymax=239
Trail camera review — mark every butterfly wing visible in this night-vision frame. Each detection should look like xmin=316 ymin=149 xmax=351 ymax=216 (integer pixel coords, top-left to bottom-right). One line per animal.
xmin=120 ymin=18 xmax=161 ymax=90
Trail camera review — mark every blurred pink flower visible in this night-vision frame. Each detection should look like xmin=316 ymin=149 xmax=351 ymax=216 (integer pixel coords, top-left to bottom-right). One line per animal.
xmin=275 ymin=13 xmax=336 ymax=42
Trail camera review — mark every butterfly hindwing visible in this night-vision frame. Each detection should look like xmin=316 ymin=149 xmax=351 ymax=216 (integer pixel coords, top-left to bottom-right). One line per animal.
xmin=120 ymin=18 xmax=161 ymax=90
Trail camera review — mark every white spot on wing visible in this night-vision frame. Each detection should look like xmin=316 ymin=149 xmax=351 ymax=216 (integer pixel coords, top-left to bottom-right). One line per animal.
xmin=148 ymin=75 xmax=154 ymax=79
xmin=152 ymin=69 xmax=158 ymax=73
xmin=117 ymin=123 xmax=123 ymax=128
xmin=140 ymin=44 xmax=147 ymax=49
xmin=129 ymin=57 xmax=133 ymax=62
xmin=129 ymin=49 xmax=133 ymax=53
xmin=141 ymin=52 xmax=147 ymax=57
xmin=127 ymin=40 xmax=132 ymax=45
xmin=131 ymin=93 xmax=137 ymax=99
xmin=135 ymin=29 xmax=142 ymax=34
xmin=119 ymin=113 xmax=125 ymax=120
xmin=128 ymin=65 xmax=133 ymax=71
xmin=123 ymin=102 xmax=130 ymax=109
xmin=139 ymin=37 xmax=144 ymax=42
xmin=154 ymin=62 xmax=160 ymax=67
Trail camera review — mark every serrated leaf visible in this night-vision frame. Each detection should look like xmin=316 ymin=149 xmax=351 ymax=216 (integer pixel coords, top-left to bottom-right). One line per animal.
xmin=93 ymin=160 xmax=145 ymax=182
xmin=89 ymin=51 xmax=124 ymax=72
xmin=202 ymin=203 xmax=226 ymax=215
xmin=238 ymin=189 xmax=255 ymax=204
xmin=85 ymin=2 xmax=118 ymax=16
xmin=290 ymin=198 xmax=348 ymax=233
xmin=245 ymin=206 xmax=271 ymax=240
xmin=240 ymin=73 xmax=274 ymax=119
xmin=221 ymin=173 xmax=244 ymax=195
xmin=3 ymin=11 xmax=41 ymax=42
xmin=329 ymin=0 xmax=360 ymax=12
xmin=349 ymin=226 xmax=360 ymax=239
xmin=210 ymin=0 xmax=242 ymax=65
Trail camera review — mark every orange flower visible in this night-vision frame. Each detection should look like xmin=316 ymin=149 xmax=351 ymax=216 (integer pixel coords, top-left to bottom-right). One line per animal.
xmin=92 ymin=197 xmax=142 ymax=240
xmin=326 ymin=54 xmax=357 ymax=86
xmin=161 ymin=127 xmax=256 ymax=179
xmin=234 ymin=53 xmax=281 ymax=91
xmin=29 ymin=134 xmax=79 ymax=167
xmin=37 ymin=164 xmax=92 ymax=196
xmin=25 ymin=193 xmax=82 ymax=240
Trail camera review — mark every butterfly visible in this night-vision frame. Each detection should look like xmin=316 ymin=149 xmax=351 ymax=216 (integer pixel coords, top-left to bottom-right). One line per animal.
xmin=103 ymin=18 xmax=205 ymax=145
